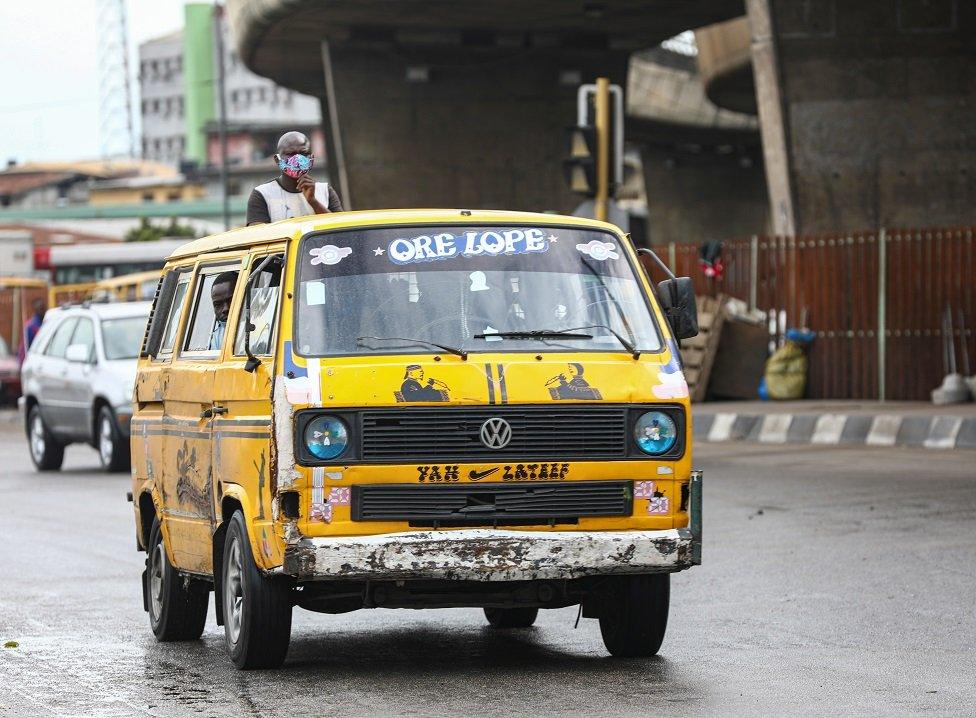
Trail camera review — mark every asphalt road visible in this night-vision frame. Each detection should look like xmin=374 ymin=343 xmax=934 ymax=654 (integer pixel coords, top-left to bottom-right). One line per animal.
xmin=0 ymin=422 xmax=974 ymax=717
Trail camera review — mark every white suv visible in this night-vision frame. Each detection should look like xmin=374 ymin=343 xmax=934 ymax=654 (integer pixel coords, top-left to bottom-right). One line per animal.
xmin=20 ymin=301 xmax=150 ymax=472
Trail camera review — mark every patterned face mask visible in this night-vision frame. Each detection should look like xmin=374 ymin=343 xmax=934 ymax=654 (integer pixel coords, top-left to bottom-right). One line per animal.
xmin=278 ymin=153 xmax=314 ymax=178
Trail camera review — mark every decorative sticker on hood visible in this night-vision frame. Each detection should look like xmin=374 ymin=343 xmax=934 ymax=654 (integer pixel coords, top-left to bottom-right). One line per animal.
xmin=652 ymin=340 xmax=689 ymax=399
xmin=396 ymin=365 xmax=450 ymax=402
xmin=545 ymin=362 xmax=602 ymax=400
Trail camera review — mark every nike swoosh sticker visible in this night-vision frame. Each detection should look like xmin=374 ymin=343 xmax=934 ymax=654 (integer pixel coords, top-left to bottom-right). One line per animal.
xmin=468 ymin=467 xmax=500 ymax=482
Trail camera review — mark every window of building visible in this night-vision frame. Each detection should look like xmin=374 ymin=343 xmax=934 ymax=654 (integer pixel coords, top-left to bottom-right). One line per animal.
xmin=142 ymin=192 xmax=154 ymax=203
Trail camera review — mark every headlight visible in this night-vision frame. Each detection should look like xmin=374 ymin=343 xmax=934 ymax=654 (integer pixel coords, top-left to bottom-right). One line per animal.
xmin=634 ymin=411 xmax=677 ymax=455
xmin=304 ymin=415 xmax=349 ymax=460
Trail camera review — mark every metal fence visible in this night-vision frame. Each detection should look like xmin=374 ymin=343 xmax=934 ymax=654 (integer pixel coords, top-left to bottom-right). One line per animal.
xmin=643 ymin=227 xmax=976 ymax=401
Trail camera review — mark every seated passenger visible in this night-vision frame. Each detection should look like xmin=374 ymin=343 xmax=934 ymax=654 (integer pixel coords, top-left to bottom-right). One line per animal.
xmin=210 ymin=271 xmax=239 ymax=350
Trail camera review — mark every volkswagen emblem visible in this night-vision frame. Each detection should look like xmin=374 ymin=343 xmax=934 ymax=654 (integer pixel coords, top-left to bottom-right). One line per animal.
xmin=480 ymin=417 xmax=512 ymax=449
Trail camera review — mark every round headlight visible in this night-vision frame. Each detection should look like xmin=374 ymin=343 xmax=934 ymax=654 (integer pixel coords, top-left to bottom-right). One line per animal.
xmin=634 ymin=411 xmax=677 ymax=455
xmin=304 ymin=415 xmax=349 ymax=460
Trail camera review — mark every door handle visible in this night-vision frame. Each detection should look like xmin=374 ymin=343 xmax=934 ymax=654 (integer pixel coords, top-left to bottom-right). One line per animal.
xmin=200 ymin=405 xmax=229 ymax=419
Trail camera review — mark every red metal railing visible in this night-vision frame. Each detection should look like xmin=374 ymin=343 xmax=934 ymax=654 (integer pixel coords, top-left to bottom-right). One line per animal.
xmin=642 ymin=227 xmax=975 ymax=400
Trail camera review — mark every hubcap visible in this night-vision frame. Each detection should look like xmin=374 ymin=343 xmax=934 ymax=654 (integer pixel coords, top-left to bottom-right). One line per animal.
xmin=99 ymin=416 xmax=114 ymax=466
xmin=225 ymin=538 xmax=244 ymax=644
xmin=149 ymin=542 xmax=164 ymax=620
xmin=30 ymin=415 xmax=45 ymax=462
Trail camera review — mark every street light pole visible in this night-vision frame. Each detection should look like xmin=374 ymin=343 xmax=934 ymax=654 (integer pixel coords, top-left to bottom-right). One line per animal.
xmin=213 ymin=4 xmax=230 ymax=230
xmin=594 ymin=77 xmax=610 ymax=222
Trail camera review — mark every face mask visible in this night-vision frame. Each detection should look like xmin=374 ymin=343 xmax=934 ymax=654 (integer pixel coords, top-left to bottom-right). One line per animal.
xmin=278 ymin=153 xmax=313 ymax=178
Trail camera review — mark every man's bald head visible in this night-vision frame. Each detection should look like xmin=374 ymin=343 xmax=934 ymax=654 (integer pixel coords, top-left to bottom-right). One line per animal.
xmin=277 ymin=131 xmax=310 ymax=157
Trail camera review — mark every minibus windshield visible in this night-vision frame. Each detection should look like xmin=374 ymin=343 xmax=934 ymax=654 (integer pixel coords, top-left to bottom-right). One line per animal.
xmin=295 ymin=225 xmax=662 ymax=357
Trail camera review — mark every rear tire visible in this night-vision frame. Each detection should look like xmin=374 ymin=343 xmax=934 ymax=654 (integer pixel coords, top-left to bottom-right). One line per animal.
xmin=222 ymin=511 xmax=292 ymax=669
xmin=97 ymin=405 xmax=130 ymax=472
xmin=27 ymin=405 xmax=64 ymax=472
xmin=599 ymin=574 xmax=670 ymax=658
xmin=484 ymin=607 xmax=539 ymax=628
xmin=147 ymin=518 xmax=209 ymax=641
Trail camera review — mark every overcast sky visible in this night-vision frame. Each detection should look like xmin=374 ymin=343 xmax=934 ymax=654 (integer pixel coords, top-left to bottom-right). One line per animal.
xmin=0 ymin=1 xmax=210 ymax=164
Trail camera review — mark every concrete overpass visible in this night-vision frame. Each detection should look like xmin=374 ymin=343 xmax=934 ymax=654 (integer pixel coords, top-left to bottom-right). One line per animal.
xmin=698 ymin=1 xmax=976 ymax=234
xmin=227 ymin=0 xmax=974 ymax=237
xmin=226 ymin=0 xmax=743 ymax=220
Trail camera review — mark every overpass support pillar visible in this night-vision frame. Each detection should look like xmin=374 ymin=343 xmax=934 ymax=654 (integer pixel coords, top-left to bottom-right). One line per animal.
xmin=318 ymin=42 xmax=627 ymax=213
xmin=746 ymin=0 xmax=975 ymax=234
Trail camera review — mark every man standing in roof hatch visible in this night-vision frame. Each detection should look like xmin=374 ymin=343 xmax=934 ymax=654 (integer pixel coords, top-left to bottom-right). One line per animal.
xmin=246 ymin=131 xmax=343 ymax=225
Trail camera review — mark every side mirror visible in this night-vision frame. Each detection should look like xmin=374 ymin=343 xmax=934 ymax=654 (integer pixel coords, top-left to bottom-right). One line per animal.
xmin=65 ymin=344 xmax=91 ymax=363
xmin=657 ymin=277 xmax=699 ymax=340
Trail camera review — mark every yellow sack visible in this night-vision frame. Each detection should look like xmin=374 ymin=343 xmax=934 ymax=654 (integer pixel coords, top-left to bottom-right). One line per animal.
xmin=764 ymin=340 xmax=808 ymax=400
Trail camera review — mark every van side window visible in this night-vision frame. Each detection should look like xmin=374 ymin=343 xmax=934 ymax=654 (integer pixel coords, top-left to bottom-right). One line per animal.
xmin=158 ymin=273 xmax=192 ymax=357
xmin=44 ymin=317 xmax=79 ymax=359
xmin=183 ymin=267 xmax=240 ymax=355
xmin=234 ymin=254 xmax=283 ymax=357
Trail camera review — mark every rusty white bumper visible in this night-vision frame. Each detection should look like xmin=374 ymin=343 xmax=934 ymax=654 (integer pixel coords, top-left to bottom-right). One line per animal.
xmin=281 ymin=527 xmax=698 ymax=582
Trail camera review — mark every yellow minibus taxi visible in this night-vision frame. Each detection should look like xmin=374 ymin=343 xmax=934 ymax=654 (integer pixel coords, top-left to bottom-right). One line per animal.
xmin=130 ymin=209 xmax=701 ymax=669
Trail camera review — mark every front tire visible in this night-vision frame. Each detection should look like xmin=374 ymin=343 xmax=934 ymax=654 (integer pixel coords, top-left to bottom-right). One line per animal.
xmin=599 ymin=574 xmax=670 ymax=658
xmin=97 ymin=405 xmax=130 ymax=472
xmin=146 ymin=518 xmax=208 ymax=641
xmin=27 ymin=405 xmax=64 ymax=471
xmin=222 ymin=511 xmax=292 ymax=669
xmin=484 ymin=607 xmax=539 ymax=628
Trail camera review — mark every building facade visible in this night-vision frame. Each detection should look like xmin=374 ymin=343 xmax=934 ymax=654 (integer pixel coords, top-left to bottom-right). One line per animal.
xmin=138 ymin=4 xmax=320 ymax=170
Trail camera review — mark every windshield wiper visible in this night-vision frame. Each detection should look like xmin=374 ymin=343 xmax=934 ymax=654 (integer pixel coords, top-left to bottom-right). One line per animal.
xmin=357 ymin=335 xmax=468 ymax=360
xmin=473 ymin=325 xmax=640 ymax=359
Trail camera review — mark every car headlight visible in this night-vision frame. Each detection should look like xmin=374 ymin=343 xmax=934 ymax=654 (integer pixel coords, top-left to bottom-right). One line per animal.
xmin=634 ymin=411 xmax=677 ymax=455
xmin=304 ymin=415 xmax=349 ymax=460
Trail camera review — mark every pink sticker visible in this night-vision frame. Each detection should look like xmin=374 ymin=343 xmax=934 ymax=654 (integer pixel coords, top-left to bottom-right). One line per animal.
xmin=648 ymin=496 xmax=670 ymax=515
xmin=310 ymin=502 xmax=333 ymax=523
xmin=328 ymin=487 xmax=351 ymax=505
xmin=634 ymin=481 xmax=656 ymax=499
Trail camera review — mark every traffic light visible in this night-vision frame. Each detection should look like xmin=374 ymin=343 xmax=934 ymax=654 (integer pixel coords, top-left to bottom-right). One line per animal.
xmin=563 ymin=125 xmax=598 ymax=196
xmin=563 ymin=78 xmax=620 ymax=220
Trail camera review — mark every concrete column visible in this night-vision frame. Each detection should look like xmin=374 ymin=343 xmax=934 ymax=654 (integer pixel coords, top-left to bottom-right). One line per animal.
xmin=746 ymin=0 xmax=796 ymax=236
xmin=318 ymin=44 xmax=628 ymax=213
xmin=747 ymin=0 xmax=975 ymax=234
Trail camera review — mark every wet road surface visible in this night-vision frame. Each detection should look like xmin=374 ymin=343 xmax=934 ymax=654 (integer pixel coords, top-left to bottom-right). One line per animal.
xmin=1 ymin=424 xmax=974 ymax=717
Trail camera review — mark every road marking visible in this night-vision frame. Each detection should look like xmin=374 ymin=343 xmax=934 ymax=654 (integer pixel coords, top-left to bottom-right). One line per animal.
xmin=866 ymin=415 xmax=902 ymax=446
xmin=758 ymin=414 xmax=792 ymax=443
xmin=707 ymin=413 xmax=736 ymax=442
xmin=812 ymin=414 xmax=847 ymax=444
xmin=924 ymin=416 xmax=962 ymax=449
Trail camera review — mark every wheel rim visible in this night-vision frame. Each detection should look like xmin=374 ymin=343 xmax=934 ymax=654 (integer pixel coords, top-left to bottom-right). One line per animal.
xmin=30 ymin=415 xmax=45 ymax=463
xmin=99 ymin=416 xmax=114 ymax=466
xmin=225 ymin=537 xmax=244 ymax=644
xmin=149 ymin=542 xmax=164 ymax=620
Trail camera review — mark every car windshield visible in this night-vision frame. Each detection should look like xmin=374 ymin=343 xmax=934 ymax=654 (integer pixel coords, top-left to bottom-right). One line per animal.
xmin=295 ymin=225 xmax=662 ymax=357
xmin=101 ymin=315 xmax=149 ymax=360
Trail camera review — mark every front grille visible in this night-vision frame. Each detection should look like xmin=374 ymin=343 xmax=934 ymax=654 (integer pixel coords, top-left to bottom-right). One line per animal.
xmin=360 ymin=406 xmax=628 ymax=461
xmin=351 ymin=481 xmax=632 ymax=525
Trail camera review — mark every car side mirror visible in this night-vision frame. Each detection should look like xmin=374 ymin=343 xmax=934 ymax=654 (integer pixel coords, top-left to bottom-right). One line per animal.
xmin=657 ymin=277 xmax=699 ymax=340
xmin=65 ymin=344 xmax=91 ymax=363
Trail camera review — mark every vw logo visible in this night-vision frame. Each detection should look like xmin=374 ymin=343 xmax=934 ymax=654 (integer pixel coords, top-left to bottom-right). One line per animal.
xmin=480 ymin=417 xmax=512 ymax=449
